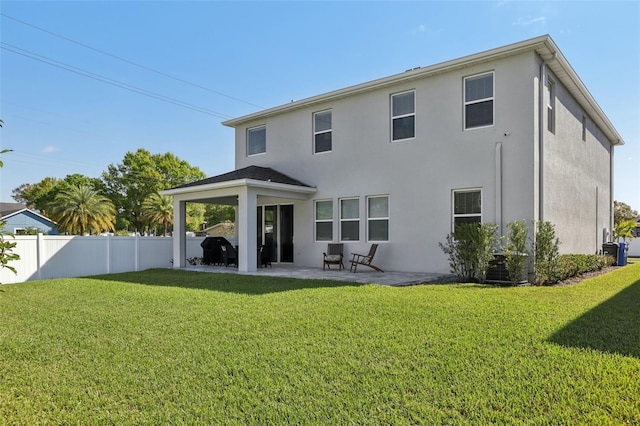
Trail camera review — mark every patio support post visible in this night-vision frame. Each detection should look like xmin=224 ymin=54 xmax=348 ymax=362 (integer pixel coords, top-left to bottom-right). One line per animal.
xmin=237 ymin=187 xmax=258 ymax=272
xmin=172 ymin=199 xmax=187 ymax=268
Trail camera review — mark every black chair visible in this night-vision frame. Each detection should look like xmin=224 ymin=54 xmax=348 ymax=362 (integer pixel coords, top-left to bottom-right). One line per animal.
xmin=221 ymin=244 xmax=237 ymax=267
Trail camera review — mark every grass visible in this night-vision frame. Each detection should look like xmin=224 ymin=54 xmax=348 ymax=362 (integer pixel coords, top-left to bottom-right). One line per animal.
xmin=1 ymin=263 xmax=639 ymax=424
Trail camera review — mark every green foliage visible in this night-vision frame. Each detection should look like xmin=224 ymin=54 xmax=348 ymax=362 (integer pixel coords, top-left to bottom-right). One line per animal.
xmin=101 ymin=149 xmax=206 ymax=233
xmin=204 ymin=204 xmax=235 ymax=227
xmin=501 ymin=220 xmax=529 ymax=286
xmin=141 ymin=193 xmax=173 ymax=236
xmin=439 ymin=222 xmax=498 ymax=283
xmin=614 ymin=200 xmax=639 ymax=224
xmin=533 ymin=221 xmax=561 ymax=285
xmin=1 ymin=149 xmax=20 ymax=279
xmin=51 ymin=185 xmax=116 ymax=235
xmin=614 ymin=219 xmax=637 ymax=242
xmin=556 ymin=254 xmax=613 ymax=281
xmin=15 ymin=227 xmax=45 ymax=235
xmin=1 ymin=266 xmax=639 ymax=423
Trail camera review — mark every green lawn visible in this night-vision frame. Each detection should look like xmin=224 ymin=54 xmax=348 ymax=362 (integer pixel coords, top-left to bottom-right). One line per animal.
xmin=1 ymin=263 xmax=639 ymax=424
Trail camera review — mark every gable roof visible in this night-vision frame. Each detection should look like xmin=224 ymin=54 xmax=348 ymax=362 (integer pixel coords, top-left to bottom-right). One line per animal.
xmin=0 ymin=202 xmax=27 ymax=217
xmin=173 ymin=165 xmax=312 ymax=190
xmin=222 ymin=35 xmax=624 ymax=146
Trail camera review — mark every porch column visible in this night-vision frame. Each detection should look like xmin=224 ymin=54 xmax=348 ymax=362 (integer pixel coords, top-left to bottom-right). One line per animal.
xmin=172 ymin=199 xmax=187 ymax=268
xmin=237 ymin=187 xmax=258 ymax=272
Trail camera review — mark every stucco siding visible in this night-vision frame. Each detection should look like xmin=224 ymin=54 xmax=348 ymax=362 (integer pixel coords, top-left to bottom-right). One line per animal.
xmin=233 ymin=52 xmax=539 ymax=272
xmin=542 ymin=70 xmax=612 ymax=254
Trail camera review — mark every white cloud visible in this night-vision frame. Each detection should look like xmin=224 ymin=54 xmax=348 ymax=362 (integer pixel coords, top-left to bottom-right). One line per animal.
xmin=413 ymin=24 xmax=428 ymax=34
xmin=42 ymin=145 xmax=60 ymax=154
xmin=513 ymin=16 xmax=546 ymax=26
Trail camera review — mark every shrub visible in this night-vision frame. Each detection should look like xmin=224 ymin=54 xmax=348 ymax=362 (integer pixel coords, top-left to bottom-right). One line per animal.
xmin=533 ymin=221 xmax=560 ymax=286
xmin=439 ymin=222 xmax=498 ymax=283
xmin=501 ymin=220 xmax=529 ymax=286
xmin=557 ymin=254 xmax=611 ymax=281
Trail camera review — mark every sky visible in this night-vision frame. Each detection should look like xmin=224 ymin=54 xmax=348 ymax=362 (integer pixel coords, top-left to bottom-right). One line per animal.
xmin=1 ymin=1 xmax=639 ymax=212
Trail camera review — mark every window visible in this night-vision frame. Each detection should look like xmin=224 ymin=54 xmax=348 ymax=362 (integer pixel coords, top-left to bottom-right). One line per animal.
xmin=452 ymin=189 xmax=482 ymax=232
xmin=464 ymin=72 xmax=494 ymax=129
xmin=315 ymin=200 xmax=333 ymax=241
xmin=313 ymin=110 xmax=332 ymax=153
xmin=247 ymin=126 xmax=266 ymax=156
xmin=340 ymin=198 xmax=359 ymax=241
xmin=391 ymin=91 xmax=415 ymax=141
xmin=367 ymin=196 xmax=389 ymax=241
xmin=546 ymin=78 xmax=555 ymax=133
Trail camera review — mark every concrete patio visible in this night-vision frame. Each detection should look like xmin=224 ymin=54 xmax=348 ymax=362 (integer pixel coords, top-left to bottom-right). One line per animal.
xmin=184 ymin=264 xmax=456 ymax=286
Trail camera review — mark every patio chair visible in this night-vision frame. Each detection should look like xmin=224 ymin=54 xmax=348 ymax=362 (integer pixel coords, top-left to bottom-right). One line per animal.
xmin=323 ymin=243 xmax=344 ymax=270
xmin=221 ymin=244 xmax=237 ymax=267
xmin=258 ymin=245 xmax=272 ymax=268
xmin=349 ymin=244 xmax=383 ymax=273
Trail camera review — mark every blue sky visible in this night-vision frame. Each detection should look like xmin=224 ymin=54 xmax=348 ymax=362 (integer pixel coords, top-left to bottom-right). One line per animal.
xmin=1 ymin=1 xmax=639 ymax=212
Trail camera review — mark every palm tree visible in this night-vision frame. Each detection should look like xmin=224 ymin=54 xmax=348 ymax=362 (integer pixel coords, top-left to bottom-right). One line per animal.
xmin=141 ymin=193 xmax=173 ymax=236
xmin=51 ymin=185 xmax=115 ymax=235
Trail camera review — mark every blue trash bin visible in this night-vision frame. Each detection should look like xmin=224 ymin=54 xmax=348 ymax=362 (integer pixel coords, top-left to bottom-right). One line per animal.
xmin=617 ymin=242 xmax=627 ymax=266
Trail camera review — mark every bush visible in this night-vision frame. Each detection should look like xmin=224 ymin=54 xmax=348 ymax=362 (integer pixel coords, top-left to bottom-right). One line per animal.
xmin=533 ymin=221 xmax=560 ymax=286
xmin=501 ymin=220 xmax=529 ymax=286
xmin=439 ymin=222 xmax=498 ymax=283
xmin=557 ymin=254 xmax=612 ymax=281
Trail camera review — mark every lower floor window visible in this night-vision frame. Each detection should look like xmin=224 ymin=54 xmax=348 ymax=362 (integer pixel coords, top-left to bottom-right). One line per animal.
xmin=367 ymin=196 xmax=389 ymax=241
xmin=315 ymin=200 xmax=333 ymax=241
xmin=453 ymin=189 xmax=482 ymax=232
xmin=340 ymin=198 xmax=360 ymax=241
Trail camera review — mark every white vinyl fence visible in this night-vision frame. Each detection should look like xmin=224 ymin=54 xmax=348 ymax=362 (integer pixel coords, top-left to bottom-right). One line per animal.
xmin=0 ymin=235 xmax=208 ymax=284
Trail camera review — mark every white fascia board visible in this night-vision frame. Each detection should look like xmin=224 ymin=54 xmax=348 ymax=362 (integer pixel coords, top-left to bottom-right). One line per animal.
xmin=160 ymin=179 xmax=316 ymax=197
xmin=1 ymin=208 xmax=57 ymax=225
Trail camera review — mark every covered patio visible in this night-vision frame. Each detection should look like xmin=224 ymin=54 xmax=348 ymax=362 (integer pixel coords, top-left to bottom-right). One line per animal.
xmin=161 ymin=166 xmax=316 ymax=273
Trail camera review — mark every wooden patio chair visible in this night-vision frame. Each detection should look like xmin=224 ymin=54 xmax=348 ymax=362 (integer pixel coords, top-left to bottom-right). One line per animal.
xmin=349 ymin=244 xmax=383 ymax=273
xmin=323 ymin=243 xmax=344 ymax=270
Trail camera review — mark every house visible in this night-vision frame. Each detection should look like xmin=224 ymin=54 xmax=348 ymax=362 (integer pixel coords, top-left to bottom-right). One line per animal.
xmin=196 ymin=221 xmax=236 ymax=238
xmin=162 ymin=35 xmax=624 ymax=273
xmin=0 ymin=203 xmax=59 ymax=235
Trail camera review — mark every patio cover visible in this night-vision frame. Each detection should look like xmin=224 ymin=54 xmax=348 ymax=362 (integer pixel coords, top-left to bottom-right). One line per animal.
xmin=160 ymin=165 xmax=316 ymax=272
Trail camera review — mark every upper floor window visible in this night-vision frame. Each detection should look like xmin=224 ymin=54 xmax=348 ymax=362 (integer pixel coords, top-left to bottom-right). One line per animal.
xmin=247 ymin=126 xmax=266 ymax=156
xmin=391 ymin=91 xmax=415 ymax=141
xmin=315 ymin=200 xmax=333 ymax=241
xmin=464 ymin=72 xmax=494 ymax=129
xmin=546 ymin=78 xmax=556 ymax=134
xmin=452 ymin=189 xmax=482 ymax=233
xmin=367 ymin=196 xmax=389 ymax=242
xmin=340 ymin=198 xmax=360 ymax=241
xmin=314 ymin=110 xmax=332 ymax=153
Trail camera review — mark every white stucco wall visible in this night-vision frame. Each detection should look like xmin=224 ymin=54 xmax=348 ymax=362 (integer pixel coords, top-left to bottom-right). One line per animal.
xmin=541 ymin=67 xmax=613 ymax=255
xmin=232 ymin=52 xmax=542 ymax=273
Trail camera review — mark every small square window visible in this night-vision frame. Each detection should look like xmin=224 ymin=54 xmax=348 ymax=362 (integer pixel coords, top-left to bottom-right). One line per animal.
xmin=247 ymin=126 xmax=266 ymax=155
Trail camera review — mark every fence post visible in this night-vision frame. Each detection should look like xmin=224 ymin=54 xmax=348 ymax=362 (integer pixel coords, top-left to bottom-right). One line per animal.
xmin=107 ymin=234 xmax=112 ymax=274
xmin=36 ymin=233 xmax=44 ymax=280
xmin=135 ymin=234 xmax=140 ymax=271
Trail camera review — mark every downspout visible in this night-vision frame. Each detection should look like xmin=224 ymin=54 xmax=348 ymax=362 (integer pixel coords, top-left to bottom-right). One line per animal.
xmin=538 ymin=52 xmax=557 ymax=222
xmin=609 ymin=144 xmax=615 ymax=242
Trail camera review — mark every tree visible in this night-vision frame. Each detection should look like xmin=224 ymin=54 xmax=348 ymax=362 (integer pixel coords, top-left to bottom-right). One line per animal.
xmin=614 ymin=201 xmax=639 ymax=225
xmin=12 ymin=174 xmax=103 ymax=216
xmin=142 ymin=193 xmax=173 ymax=236
xmin=51 ymin=185 xmax=116 ymax=235
xmin=614 ymin=220 xmax=637 ymax=242
xmin=204 ymin=204 xmax=235 ymax=226
xmin=101 ymin=149 xmax=206 ymax=233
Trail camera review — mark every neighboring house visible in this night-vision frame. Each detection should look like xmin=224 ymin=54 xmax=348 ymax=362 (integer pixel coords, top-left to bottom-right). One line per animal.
xmin=196 ymin=221 xmax=236 ymax=238
xmin=163 ymin=35 xmax=624 ymax=273
xmin=0 ymin=203 xmax=59 ymax=235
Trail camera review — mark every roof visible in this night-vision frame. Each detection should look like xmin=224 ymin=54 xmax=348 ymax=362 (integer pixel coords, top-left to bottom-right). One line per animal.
xmin=0 ymin=202 xmax=27 ymax=217
xmin=173 ymin=165 xmax=312 ymax=189
xmin=222 ymin=35 xmax=624 ymax=146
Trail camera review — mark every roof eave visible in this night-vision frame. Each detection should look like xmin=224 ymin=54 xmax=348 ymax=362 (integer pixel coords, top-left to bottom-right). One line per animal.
xmin=160 ymin=178 xmax=316 ymax=196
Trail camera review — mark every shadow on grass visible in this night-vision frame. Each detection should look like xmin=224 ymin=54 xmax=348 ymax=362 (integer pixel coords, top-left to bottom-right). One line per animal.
xmin=90 ymin=268 xmax=366 ymax=295
xmin=548 ymin=279 xmax=640 ymax=359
